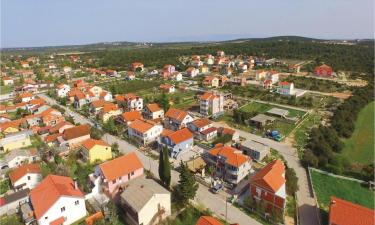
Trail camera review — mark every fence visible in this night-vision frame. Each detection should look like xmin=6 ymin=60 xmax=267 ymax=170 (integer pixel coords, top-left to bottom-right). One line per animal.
xmin=309 ymin=167 xmax=368 ymax=184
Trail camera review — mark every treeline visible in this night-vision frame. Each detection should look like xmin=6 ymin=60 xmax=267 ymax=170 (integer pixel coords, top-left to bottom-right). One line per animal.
xmin=302 ymin=77 xmax=374 ymax=180
xmin=283 ymin=76 xmax=347 ymax=93
xmin=94 ymin=40 xmax=374 ymax=73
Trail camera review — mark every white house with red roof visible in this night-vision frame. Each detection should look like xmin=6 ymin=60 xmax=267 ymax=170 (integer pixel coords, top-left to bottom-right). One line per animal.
xmin=143 ymin=103 xmax=164 ymax=120
xmin=187 ymin=118 xmax=218 ymax=141
xmin=9 ymin=163 xmax=42 ymax=191
xmin=95 ymin=152 xmax=144 ymax=195
xmin=56 ymin=84 xmax=70 ymax=98
xmin=128 ymin=119 xmax=163 ymax=145
xmin=115 ymin=93 xmax=143 ymax=111
xmin=199 ymin=92 xmax=224 ymax=116
xmin=2 ymin=76 xmax=14 ymax=86
xmin=159 ymin=128 xmax=194 ymax=158
xmin=19 ymin=92 xmax=34 ymax=103
xmin=205 ymin=144 xmax=252 ymax=185
xmin=249 ymin=159 xmax=286 ymax=213
xmin=164 ymin=108 xmax=194 ymax=131
xmin=29 ymin=175 xmax=86 ymax=225
xmin=186 ymin=67 xmax=199 ymax=77
xmin=160 ymin=84 xmax=175 ymax=93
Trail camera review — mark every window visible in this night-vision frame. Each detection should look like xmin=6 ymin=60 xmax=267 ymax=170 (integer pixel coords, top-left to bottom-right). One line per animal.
xmin=27 ymin=176 xmax=31 ymax=180
xmin=61 ymin=206 xmax=65 ymax=212
xmin=131 ymin=171 xmax=134 ymax=176
xmin=112 ymin=180 xmax=116 ymax=184
xmin=45 ymin=216 xmax=48 ymax=220
xmin=75 ymin=200 xmax=79 ymax=205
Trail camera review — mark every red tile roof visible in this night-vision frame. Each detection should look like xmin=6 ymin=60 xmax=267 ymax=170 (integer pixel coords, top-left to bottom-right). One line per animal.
xmin=165 ymin=128 xmax=193 ymax=144
xmin=9 ymin=163 xmax=41 ymax=184
xmin=82 ymin=138 xmax=109 ymax=150
xmin=122 ymin=111 xmax=142 ymax=122
xmin=128 ymin=119 xmax=157 ymax=133
xmin=30 ymin=175 xmax=84 ymax=219
xmin=49 ymin=121 xmax=73 ymax=134
xmin=192 ymin=118 xmax=212 ymax=128
xmin=146 ymin=103 xmax=162 ymax=112
xmin=91 ymin=99 xmax=106 ymax=108
xmin=200 ymin=126 xmax=217 ymax=135
xmin=209 ymin=144 xmax=250 ymax=168
xmin=329 ymin=196 xmax=375 ymax=225
xmin=196 ymin=216 xmax=223 ymax=225
xmin=250 ymin=160 xmax=285 ymax=193
xmin=99 ymin=152 xmax=143 ymax=181
xmin=63 ymin=124 xmax=90 ymax=140
xmin=165 ymin=108 xmax=188 ymax=122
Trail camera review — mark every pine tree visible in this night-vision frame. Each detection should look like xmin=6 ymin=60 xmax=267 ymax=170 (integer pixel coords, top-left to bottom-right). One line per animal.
xmin=163 ymin=147 xmax=171 ymax=187
xmin=174 ymin=161 xmax=198 ymax=205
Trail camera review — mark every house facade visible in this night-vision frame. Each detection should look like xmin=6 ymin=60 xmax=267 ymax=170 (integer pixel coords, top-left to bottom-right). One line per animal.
xmin=143 ymin=104 xmax=164 ymax=120
xmin=81 ymin=139 xmax=112 ymax=163
xmin=199 ymin=92 xmax=224 ymax=116
xmin=164 ymin=108 xmax=194 ymax=131
xmin=276 ymin=82 xmax=295 ymax=96
xmin=159 ymin=128 xmax=194 ymax=159
xmin=128 ymin=119 xmax=163 ymax=145
xmin=9 ymin=163 xmax=42 ymax=191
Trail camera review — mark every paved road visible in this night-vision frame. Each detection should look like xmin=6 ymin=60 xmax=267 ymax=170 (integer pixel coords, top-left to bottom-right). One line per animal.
xmin=39 ymin=94 xmax=261 ymax=225
xmin=213 ymin=121 xmax=320 ymax=225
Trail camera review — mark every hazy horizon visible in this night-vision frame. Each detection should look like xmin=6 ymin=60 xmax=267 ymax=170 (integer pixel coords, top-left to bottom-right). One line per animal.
xmin=1 ymin=0 xmax=374 ymax=48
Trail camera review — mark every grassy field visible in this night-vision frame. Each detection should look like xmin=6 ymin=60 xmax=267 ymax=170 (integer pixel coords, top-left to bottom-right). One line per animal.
xmin=293 ymin=113 xmax=322 ymax=157
xmin=240 ymin=102 xmax=307 ymax=118
xmin=0 ymin=85 xmax=13 ymax=95
xmin=342 ymin=101 xmax=374 ymax=165
xmin=310 ymin=169 xmax=375 ymax=211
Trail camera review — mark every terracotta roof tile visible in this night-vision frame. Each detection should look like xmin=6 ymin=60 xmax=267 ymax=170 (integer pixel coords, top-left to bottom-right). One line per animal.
xmin=63 ymin=124 xmax=90 ymax=140
xmin=99 ymin=152 xmax=143 ymax=181
xmin=192 ymin=118 xmax=212 ymax=128
xmin=209 ymin=145 xmax=250 ymax=168
xmin=128 ymin=119 xmax=156 ymax=133
xmin=9 ymin=163 xmax=41 ymax=184
xmin=165 ymin=128 xmax=193 ymax=144
xmin=82 ymin=138 xmax=109 ymax=150
xmin=146 ymin=103 xmax=162 ymax=113
xmin=122 ymin=111 xmax=142 ymax=122
xmin=165 ymin=108 xmax=188 ymax=122
xmin=250 ymin=159 xmax=285 ymax=193
xmin=196 ymin=216 xmax=223 ymax=225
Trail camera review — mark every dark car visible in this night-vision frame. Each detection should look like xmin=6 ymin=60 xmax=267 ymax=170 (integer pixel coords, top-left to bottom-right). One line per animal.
xmin=210 ymin=183 xmax=223 ymax=194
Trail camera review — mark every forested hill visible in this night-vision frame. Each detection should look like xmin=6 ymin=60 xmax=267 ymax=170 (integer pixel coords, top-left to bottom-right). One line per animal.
xmin=96 ymin=39 xmax=374 ymax=74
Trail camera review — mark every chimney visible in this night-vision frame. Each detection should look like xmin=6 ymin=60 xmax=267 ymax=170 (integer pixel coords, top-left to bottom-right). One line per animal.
xmin=73 ymin=178 xmax=78 ymax=189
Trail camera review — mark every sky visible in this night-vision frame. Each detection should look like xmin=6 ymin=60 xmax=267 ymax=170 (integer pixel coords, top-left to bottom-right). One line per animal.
xmin=1 ymin=0 xmax=374 ymax=48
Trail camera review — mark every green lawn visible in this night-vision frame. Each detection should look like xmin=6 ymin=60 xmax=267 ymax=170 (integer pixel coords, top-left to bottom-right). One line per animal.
xmin=0 ymin=85 xmax=14 ymax=95
xmin=240 ymin=102 xmax=307 ymax=118
xmin=310 ymin=169 xmax=375 ymax=211
xmin=342 ymin=101 xmax=374 ymax=164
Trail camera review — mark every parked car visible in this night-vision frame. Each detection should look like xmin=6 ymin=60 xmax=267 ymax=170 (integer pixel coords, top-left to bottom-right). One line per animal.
xmin=210 ymin=183 xmax=223 ymax=194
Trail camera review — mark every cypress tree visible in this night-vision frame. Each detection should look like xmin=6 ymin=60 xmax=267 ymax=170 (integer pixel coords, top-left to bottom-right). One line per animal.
xmin=158 ymin=148 xmax=165 ymax=184
xmin=163 ymin=147 xmax=171 ymax=187
xmin=175 ymin=161 xmax=198 ymax=205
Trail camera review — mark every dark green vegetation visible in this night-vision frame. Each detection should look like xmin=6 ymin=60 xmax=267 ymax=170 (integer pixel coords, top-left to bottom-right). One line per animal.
xmin=282 ymin=76 xmax=347 ymax=92
xmin=95 ymin=39 xmax=374 ymax=73
xmin=0 ymin=179 xmax=10 ymax=194
xmin=342 ymin=102 xmax=374 ymax=164
xmin=311 ymin=169 xmax=375 ymax=211
xmin=159 ymin=147 xmax=171 ymax=188
xmin=302 ymin=76 xmax=374 ymax=180
xmin=0 ymin=216 xmax=23 ymax=225
xmin=102 ymin=80 xmax=162 ymax=95
xmin=173 ymin=161 xmax=199 ymax=206
xmin=162 ymin=205 xmax=217 ymax=225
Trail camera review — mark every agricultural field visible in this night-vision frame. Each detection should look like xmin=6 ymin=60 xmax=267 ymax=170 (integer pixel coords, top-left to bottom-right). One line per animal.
xmin=0 ymin=85 xmax=13 ymax=95
xmin=239 ymin=101 xmax=307 ymax=118
xmin=310 ymin=169 xmax=374 ymax=212
xmin=341 ymin=101 xmax=374 ymax=165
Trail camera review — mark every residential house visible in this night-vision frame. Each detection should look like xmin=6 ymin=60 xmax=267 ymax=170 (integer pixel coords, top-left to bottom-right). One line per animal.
xmin=128 ymin=119 xmax=163 ymax=145
xmin=170 ymin=71 xmax=182 ymax=81
xmin=58 ymin=124 xmax=91 ymax=148
xmin=89 ymin=99 xmax=106 ymax=115
xmin=205 ymin=144 xmax=252 ymax=185
xmin=63 ymin=66 xmax=72 ymax=73
xmin=116 ymin=93 xmax=143 ymax=111
xmin=21 ymin=61 xmax=30 ymax=68
xmin=73 ymin=91 xmax=89 ymax=108
xmin=196 ymin=216 xmax=223 ymax=225
xmin=99 ymin=103 xmax=122 ymax=122
xmin=118 ymin=111 xmax=143 ymax=126
xmin=126 ymin=71 xmax=136 ymax=80
xmin=216 ymin=51 xmax=225 ymax=57
xmin=328 ymin=196 xmax=374 ymax=225
xmin=29 ymin=175 xmax=86 ymax=225
xmin=255 ymin=70 xmax=268 ymax=81
xmin=86 ymin=86 xmax=103 ymax=98
xmin=9 ymin=163 xmax=42 ymax=191
xmin=56 ymin=84 xmax=70 ymax=98
xmin=205 ymin=55 xmax=215 ymax=65
xmin=276 ymin=82 xmax=295 ymax=96
xmin=96 ymin=152 xmax=143 ymax=195
xmin=199 ymin=65 xmax=210 ymax=74
xmin=230 ymin=76 xmax=247 ymax=86
xmin=143 ymin=103 xmax=164 ymax=120
xmin=249 ymin=160 xmax=286 ymax=213
xmin=49 ymin=121 xmax=74 ymax=134
xmin=0 ymin=148 xmax=40 ymax=170
xmin=0 ymin=130 xmax=33 ymax=152
xmin=199 ymin=92 xmax=224 ymax=116
xmin=99 ymin=91 xmax=113 ymax=102
xmin=187 ymin=118 xmax=217 ymax=141
xmin=0 ymin=121 xmax=21 ymax=134
xmin=2 ymin=77 xmax=14 ymax=86
xmin=186 ymin=67 xmax=199 ymax=77
xmin=314 ymin=64 xmax=333 ymax=77
xmin=164 ymin=108 xmax=193 ymax=131
xmin=19 ymin=92 xmax=34 ymax=103
xmin=159 ymin=84 xmax=175 ymax=93
xmin=120 ymin=177 xmax=171 ymax=225
xmin=159 ymin=128 xmax=193 ymax=158
xmin=203 ymin=76 xmax=219 ymax=88
xmin=0 ymin=188 xmax=30 ymax=217
xmin=163 ymin=64 xmax=175 ymax=74
xmin=238 ymin=64 xmax=248 ymax=72
xmin=81 ymin=139 xmax=112 ymax=163
xmin=217 ymin=127 xmax=239 ymax=142
xmin=130 ymin=62 xmax=144 ymax=72
xmin=240 ymin=139 xmax=270 ymax=161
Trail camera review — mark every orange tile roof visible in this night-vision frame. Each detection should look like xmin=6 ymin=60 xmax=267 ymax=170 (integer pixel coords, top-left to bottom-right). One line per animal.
xmin=146 ymin=103 xmax=162 ymax=113
xmin=329 ymin=196 xmax=375 ymax=225
xmin=200 ymin=92 xmax=219 ymax=101
xmin=49 ymin=121 xmax=73 ymax=133
xmin=196 ymin=216 xmax=223 ymax=225
xmin=250 ymin=159 xmax=285 ymax=193
xmin=219 ymin=127 xmax=235 ymax=135
xmin=63 ymin=124 xmax=90 ymax=140
xmin=91 ymin=99 xmax=106 ymax=108
xmin=99 ymin=152 xmax=143 ymax=181
xmin=128 ymin=119 xmax=156 ymax=133
xmin=30 ymin=175 xmax=84 ymax=219
xmin=19 ymin=92 xmax=33 ymax=98
xmin=165 ymin=128 xmax=193 ymax=144
xmin=165 ymin=108 xmax=188 ymax=122
xmin=102 ymin=102 xmax=118 ymax=113
xmin=29 ymin=98 xmax=45 ymax=106
xmin=44 ymin=133 xmax=62 ymax=143
xmin=9 ymin=163 xmax=41 ymax=184
xmin=192 ymin=118 xmax=212 ymax=128
xmin=200 ymin=126 xmax=217 ymax=135
xmin=209 ymin=145 xmax=250 ymax=168
xmin=82 ymin=138 xmax=109 ymax=150
xmin=122 ymin=111 xmax=142 ymax=122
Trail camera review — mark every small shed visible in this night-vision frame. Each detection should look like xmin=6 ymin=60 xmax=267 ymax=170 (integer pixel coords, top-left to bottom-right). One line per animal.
xmin=240 ymin=139 xmax=270 ymax=161
xmin=266 ymin=108 xmax=289 ymax=118
xmin=250 ymin=114 xmax=276 ymax=128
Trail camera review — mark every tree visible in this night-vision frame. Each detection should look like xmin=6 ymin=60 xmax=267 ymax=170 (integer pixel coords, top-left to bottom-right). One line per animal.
xmin=91 ymin=127 xmax=104 ymax=139
xmin=174 ymin=161 xmax=198 ymax=205
xmin=158 ymin=148 xmax=165 ymax=185
xmin=244 ymin=196 xmax=256 ymax=210
xmin=285 ymin=168 xmax=299 ymax=195
xmin=163 ymin=147 xmax=171 ymax=187
xmin=103 ymin=118 xmax=118 ymax=135
xmin=159 ymin=93 xmax=170 ymax=112
xmin=111 ymin=142 xmax=119 ymax=156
